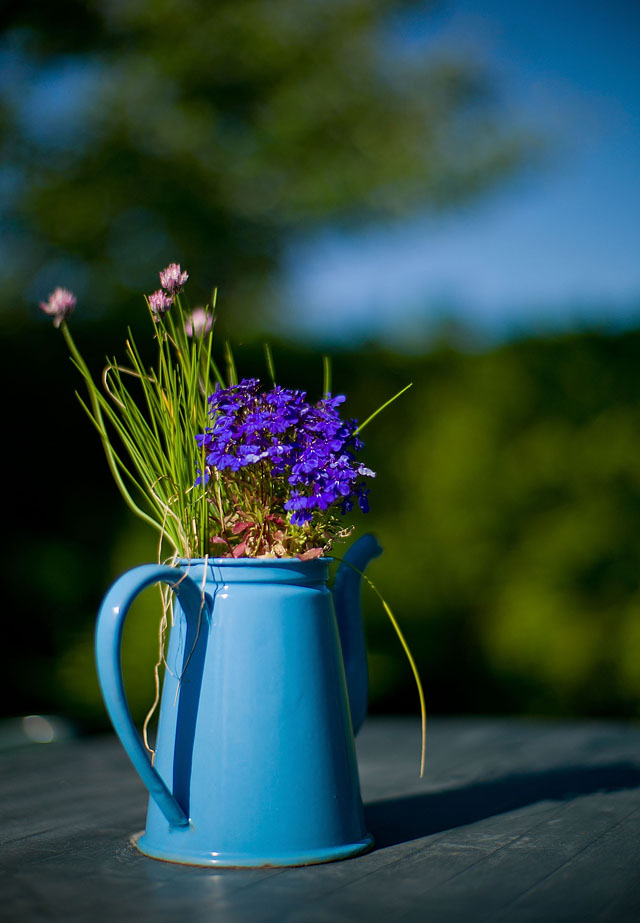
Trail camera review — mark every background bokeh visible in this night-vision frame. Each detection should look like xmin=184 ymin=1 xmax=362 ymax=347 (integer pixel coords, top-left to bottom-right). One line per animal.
xmin=2 ymin=0 xmax=639 ymax=730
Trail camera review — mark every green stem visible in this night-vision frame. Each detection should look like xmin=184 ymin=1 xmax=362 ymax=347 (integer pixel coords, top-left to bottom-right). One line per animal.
xmin=333 ymin=555 xmax=426 ymax=777
xmin=225 ymin=340 xmax=238 ymax=386
xmin=355 ymin=383 xmax=413 ymax=435
xmin=61 ymin=322 xmax=166 ymax=540
xmin=264 ymin=343 xmax=276 ymax=386
xmin=322 ymin=355 xmax=332 ymax=398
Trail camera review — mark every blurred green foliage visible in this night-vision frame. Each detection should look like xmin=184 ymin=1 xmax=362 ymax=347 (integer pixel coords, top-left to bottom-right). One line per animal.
xmin=1 ymin=1 xmax=634 ymax=726
xmin=4 ymin=324 xmax=640 ymax=726
xmin=358 ymin=333 xmax=640 ymax=719
xmin=1 ymin=0 xmax=528 ymax=326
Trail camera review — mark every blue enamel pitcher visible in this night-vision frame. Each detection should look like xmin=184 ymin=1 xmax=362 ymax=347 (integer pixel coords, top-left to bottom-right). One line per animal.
xmin=95 ymin=533 xmax=381 ymax=867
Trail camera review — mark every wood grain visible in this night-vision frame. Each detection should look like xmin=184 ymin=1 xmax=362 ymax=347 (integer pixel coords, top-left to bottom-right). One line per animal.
xmin=1 ymin=718 xmax=639 ymax=922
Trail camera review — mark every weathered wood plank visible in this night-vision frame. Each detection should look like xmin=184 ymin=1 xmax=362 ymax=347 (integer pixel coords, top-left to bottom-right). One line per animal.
xmin=490 ymin=802 xmax=640 ymax=923
xmin=1 ymin=717 xmax=638 ymax=922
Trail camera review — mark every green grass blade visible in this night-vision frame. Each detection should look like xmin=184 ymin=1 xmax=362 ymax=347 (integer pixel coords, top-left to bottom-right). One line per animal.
xmin=323 ymin=355 xmax=332 ymax=398
xmin=264 ymin=343 xmax=276 ymax=386
xmin=333 ymin=555 xmax=426 ymax=777
xmin=225 ymin=340 xmax=238 ymax=386
xmin=355 ymin=383 xmax=413 ymax=435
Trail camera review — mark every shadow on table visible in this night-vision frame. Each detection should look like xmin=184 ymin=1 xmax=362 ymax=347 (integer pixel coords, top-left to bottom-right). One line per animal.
xmin=364 ymin=763 xmax=640 ymax=849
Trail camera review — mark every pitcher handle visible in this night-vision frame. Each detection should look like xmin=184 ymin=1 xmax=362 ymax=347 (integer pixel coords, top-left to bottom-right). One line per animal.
xmin=95 ymin=564 xmax=205 ymax=828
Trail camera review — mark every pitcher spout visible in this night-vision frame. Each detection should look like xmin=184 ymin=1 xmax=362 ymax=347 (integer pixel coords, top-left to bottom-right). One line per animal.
xmin=331 ymin=533 xmax=383 ymax=735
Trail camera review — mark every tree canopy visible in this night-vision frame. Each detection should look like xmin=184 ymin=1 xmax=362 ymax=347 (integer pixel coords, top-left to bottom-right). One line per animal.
xmin=1 ymin=0 xmax=527 ymax=326
xmin=5 ymin=325 xmax=640 ymax=724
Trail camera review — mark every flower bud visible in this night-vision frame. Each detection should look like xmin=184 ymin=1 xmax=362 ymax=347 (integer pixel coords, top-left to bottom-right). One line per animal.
xmin=159 ymin=262 xmax=189 ymax=295
xmin=39 ymin=287 xmax=76 ymax=328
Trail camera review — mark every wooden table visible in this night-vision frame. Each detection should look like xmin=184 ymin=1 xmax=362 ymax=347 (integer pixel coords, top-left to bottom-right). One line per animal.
xmin=2 ymin=717 xmax=640 ymax=922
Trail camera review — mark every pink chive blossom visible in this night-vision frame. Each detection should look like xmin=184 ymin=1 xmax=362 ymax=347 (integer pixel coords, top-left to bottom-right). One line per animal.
xmin=185 ymin=307 xmax=214 ymax=337
xmin=39 ymin=287 xmax=77 ymax=328
xmin=148 ymin=289 xmax=174 ymax=322
xmin=159 ymin=262 xmax=189 ymax=295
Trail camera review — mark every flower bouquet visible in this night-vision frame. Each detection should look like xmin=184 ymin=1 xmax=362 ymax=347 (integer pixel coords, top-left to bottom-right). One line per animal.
xmin=41 ymin=268 xmax=399 ymax=562
xmin=41 ymin=266 xmax=425 ymax=821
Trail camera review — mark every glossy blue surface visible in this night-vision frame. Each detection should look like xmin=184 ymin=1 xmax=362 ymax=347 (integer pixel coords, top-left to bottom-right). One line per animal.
xmin=94 ymin=535 xmax=381 ymax=867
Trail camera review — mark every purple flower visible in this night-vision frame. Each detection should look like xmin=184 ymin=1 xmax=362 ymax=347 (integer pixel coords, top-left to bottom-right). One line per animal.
xmin=159 ymin=262 xmax=189 ymax=294
xmin=185 ymin=307 xmax=214 ymax=337
xmin=196 ymin=379 xmax=375 ymax=527
xmin=39 ymin=287 xmax=76 ymax=328
xmin=148 ymin=289 xmax=173 ymax=322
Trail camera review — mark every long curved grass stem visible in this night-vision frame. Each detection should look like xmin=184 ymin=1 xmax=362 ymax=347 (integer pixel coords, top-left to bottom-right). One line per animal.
xmin=333 ymin=555 xmax=427 ymax=777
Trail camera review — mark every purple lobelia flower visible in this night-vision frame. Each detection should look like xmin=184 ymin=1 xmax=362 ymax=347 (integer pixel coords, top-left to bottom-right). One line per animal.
xmin=185 ymin=307 xmax=214 ymax=337
xmin=148 ymin=289 xmax=174 ymax=322
xmin=39 ymin=287 xmax=76 ymax=328
xmin=159 ymin=262 xmax=189 ymax=295
xmin=196 ymin=378 xmax=375 ymax=528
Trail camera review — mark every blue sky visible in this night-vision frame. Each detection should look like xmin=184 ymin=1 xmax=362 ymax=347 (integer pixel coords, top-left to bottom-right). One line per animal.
xmin=281 ymin=0 xmax=640 ymax=348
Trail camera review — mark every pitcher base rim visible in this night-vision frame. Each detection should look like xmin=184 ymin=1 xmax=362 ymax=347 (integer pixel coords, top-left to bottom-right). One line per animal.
xmin=132 ymin=830 xmax=374 ymax=867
